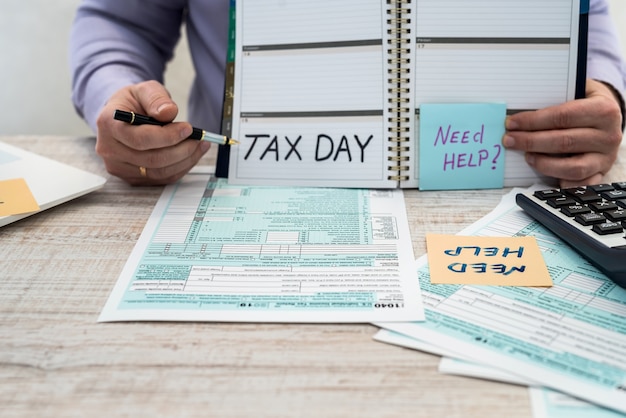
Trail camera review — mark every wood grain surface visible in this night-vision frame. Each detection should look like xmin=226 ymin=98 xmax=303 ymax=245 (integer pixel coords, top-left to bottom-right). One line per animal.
xmin=1 ymin=136 xmax=624 ymax=418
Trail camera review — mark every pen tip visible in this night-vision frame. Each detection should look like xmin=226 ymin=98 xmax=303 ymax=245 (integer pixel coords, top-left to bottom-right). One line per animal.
xmin=229 ymin=138 xmax=240 ymax=145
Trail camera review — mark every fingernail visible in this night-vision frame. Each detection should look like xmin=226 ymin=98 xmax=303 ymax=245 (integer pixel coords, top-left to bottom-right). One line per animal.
xmin=503 ymin=135 xmax=515 ymax=147
xmin=157 ymin=102 xmax=174 ymax=114
xmin=526 ymin=153 xmax=535 ymax=166
xmin=505 ymin=118 xmax=519 ymax=130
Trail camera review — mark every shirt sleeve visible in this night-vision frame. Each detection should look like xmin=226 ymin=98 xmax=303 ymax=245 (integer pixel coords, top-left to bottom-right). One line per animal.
xmin=69 ymin=0 xmax=187 ymax=132
xmin=587 ymin=0 xmax=626 ymax=101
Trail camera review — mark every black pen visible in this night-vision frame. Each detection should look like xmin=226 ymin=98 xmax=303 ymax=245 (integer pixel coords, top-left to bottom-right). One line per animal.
xmin=113 ymin=109 xmax=239 ymax=146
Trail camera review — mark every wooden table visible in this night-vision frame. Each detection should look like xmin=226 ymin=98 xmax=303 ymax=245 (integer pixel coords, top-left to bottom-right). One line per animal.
xmin=1 ymin=136 xmax=624 ymax=418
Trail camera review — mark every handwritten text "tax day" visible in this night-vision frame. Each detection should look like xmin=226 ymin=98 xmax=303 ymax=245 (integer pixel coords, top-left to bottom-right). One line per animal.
xmin=242 ymin=134 xmax=374 ymax=162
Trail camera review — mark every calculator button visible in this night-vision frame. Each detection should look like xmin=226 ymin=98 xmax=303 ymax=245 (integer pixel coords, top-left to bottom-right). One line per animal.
xmin=605 ymin=209 xmax=626 ymax=222
xmin=589 ymin=184 xmax=615 ymax=193
xmin=547 ymin=196 xmax=576 ymax=208
xmin=591 ymin=221 xmax=624 ymax=235
xmin=533 ymin=189 xmax=563 ymax=200
xmin=616 ymin=200 xmax=626 ymax=209
xmin=589 ymin=200 xmax=619 ymax=212
xmin=612 ymin=181 xmax=626 ymax=190
xmin=562 ymin=187 xmax=602 ymax=203
xmin=560 ymin=204 xmax=592 ymax=217
xmin=602 ymin=190 xmax=626 ymax=200
xmin=575 ymin=212 xmax=607 ymax=226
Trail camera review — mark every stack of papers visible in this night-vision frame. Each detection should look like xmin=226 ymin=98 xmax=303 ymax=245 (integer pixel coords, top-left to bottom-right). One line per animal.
xmin=99 ymin=168 xmax=626 ymax=415
xmin=373 ymin=188 xmax=626 ymax=416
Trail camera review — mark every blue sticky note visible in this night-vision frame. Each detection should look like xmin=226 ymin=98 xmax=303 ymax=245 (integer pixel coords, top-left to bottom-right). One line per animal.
xmin=418 ymin=103 xmax=506 ymax=190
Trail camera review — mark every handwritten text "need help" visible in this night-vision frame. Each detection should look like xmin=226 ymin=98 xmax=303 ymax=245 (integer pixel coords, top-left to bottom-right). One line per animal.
xmin=445 ymin=245 xmax=525 ymax=276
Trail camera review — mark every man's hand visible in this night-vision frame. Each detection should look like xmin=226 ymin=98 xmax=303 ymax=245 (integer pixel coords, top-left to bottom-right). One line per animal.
xmin=95 ymin=80 xmax=211 ymax=186
xmin=503 ymin=79 xmax=623 ymax=188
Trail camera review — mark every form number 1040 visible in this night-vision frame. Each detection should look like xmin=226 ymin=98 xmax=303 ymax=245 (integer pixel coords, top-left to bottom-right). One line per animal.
xmin=374 ymin=303 xmax=404 ymax=308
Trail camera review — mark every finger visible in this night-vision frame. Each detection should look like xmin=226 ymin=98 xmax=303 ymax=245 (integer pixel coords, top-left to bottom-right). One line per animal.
xmin=559 ymin=173 xmax=604 ymax=188
xmin=96 ymin=125 xmax=206 ymax=176
xmin=122 ymin=162 xmax=188 ymax=186
xmin=505 ymin=79 xmax=622 ymax=132
xmin=502 ymin=127 xmax=615 ymax=155
xmin=506 ymin=82 xmax=623 ymax=134
xmin=129 ymin=138 xmax=209 ymax=171
xmin=525 ymin=151 xmax=611 ymax=184
xmin=505 ymin=99 xmax=596 ymax=132
xmin=132 ymin=80 xmax=179 ymax=123
xmin=106 ymin=142 xmax=210 ymax=186
xmin=96 ymin=117 xmax=189 ymax=163
xmin=110 ymin=119 xmax=193 ymax=151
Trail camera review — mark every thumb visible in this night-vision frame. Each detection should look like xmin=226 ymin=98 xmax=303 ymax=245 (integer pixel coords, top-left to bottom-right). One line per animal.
xmin=134 ymin=80 xmax=179 ymax=123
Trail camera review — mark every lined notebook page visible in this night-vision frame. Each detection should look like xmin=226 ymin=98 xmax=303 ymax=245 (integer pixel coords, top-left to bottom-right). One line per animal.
xmin=240 ymin=48 xmax=383 ymax=114
xmin=413 ymin=1 xmax=574 ymax=38
xmin=404 ymin=0 xmax=580 ymax=188
xmin=241 ymin=1 xmax=383 ymax=45
xmin=229 ymin=0 xmax=397 ymax=187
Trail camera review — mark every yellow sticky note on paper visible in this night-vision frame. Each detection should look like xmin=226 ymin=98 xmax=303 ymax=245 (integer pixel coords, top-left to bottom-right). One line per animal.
xmin=426 ymin=234 xmax=552 ymax=287
xmin=0 ymin=178 xmax=40 ymax=217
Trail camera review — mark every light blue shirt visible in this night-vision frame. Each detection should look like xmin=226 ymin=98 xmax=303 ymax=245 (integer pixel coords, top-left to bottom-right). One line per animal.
xmin=70 ymin=0 xmax=626 ymax=133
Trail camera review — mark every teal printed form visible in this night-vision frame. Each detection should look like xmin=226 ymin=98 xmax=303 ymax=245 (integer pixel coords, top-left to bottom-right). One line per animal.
xmin=99 ymin=173 xmax=423 ymax=323
xmin=379 ymin=189 xmax=626 ymax=414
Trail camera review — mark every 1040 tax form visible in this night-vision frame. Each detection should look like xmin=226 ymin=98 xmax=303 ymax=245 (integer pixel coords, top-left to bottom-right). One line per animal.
xmin=99 ymin=172 xmax=423 ymax=323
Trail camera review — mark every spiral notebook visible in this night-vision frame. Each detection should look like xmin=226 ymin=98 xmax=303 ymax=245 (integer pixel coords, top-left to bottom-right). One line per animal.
xmin=218 ymin=0 xmax=588 ymax=189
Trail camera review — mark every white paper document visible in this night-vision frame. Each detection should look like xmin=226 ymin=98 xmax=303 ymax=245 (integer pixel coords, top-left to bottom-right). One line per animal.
xmin=374 ymin=329 xmax=626 ymax=417
xmin=376 ymin=188 xmax=626 ymax=414
xmin=438 ymin=355 xmax=626 ymax=418
xmin=99 ymin=173 xmax=423 ymax=323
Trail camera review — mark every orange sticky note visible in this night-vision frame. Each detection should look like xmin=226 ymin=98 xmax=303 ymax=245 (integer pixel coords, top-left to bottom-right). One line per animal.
xmin=0 ymin=178 xmax=40 ymax=217
xmin=426 ymin=234 xmax=552 ymax=287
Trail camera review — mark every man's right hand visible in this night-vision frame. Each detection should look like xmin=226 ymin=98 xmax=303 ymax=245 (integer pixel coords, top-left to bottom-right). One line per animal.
xmin=95 ymin=80 xmax=211 ymax=186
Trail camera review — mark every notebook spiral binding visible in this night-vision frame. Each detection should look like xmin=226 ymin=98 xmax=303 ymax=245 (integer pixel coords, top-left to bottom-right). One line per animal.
xmin=386 ymin=0 xmax=412 ymax=182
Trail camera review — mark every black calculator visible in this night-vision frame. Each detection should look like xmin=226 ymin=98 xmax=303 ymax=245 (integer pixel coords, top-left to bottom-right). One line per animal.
xmin=516 ymin=182 xmax=626 ymax=289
